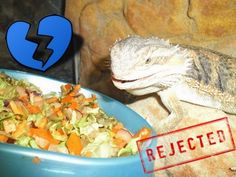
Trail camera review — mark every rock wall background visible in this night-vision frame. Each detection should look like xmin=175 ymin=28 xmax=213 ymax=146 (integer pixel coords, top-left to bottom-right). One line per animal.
xmin=65 ymin=1 xmax=236 ymax=176
xmin=65 ymin=0 xmax=236 ymax=102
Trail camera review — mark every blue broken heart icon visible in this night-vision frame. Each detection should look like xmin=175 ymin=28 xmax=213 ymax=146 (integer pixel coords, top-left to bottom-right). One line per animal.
xmin=6 ymin=15 xmax=72 ymax=71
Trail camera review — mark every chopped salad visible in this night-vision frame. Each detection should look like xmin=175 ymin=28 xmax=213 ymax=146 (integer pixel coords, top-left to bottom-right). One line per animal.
xmin=0 ymin=73 xmax=151 ymax=158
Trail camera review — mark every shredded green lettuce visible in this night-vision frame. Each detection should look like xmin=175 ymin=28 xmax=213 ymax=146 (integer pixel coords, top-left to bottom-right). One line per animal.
xmin=81 ymin=132 xmax=118 ymax=158
xmin=118 ymin=137 xmax=140 ymax=156
xmin=29 ymin=139 xmax=40 ymax=149
xmin=27 ymin=114 xmax=43 ymax=122
xmin=15 ymin=136 xmax=31 ymax=147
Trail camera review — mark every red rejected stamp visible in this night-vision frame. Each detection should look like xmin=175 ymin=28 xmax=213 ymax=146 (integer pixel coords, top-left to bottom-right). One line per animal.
xmin=137 ymin=117 xmax=235 ymax=174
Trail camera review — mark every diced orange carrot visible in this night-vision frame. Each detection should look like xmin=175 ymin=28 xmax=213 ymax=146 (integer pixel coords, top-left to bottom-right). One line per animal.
xmin=91 ymin=94 xmax=96 ymax=99
xmin=0 ymin=135 xmax=8 ymax=143
xmin=57 ymin=128 xmax=65 ymax=135
xmin=66 ymin=132 xmax=83 ymax=155
xmin=45 ymin=97 xmax=58 ymax=104
xmin=61 ymin=95 xmax=73 ymax=103
xmin=51 ymin=106 xmax=63 ymax=117
xmin=92 ymin=103 xmax=98 ymax=108
xmin=52 ymin=106 xmax=61 ymax=113
xmin=12 ymin=120 xmax=27 ymax=139
xmin=133 ymin=127 xmax=151 ymax=140
xmin=57 ymin=110 xmax=63 ymax=117
xmin=85 ymin=151 xmax=92 ymax=157
xmin=65 ymin=84 xmax=72 ymax=91
xmin=113 ymin=138 xmax=127 ymax=148
xmin=29 ymin=128 xmax=59 ymax=146
xmin=26 ymin=104 xmax=41 ymax=114
xmin=111 ymin=123 xmax=124 ymax=134
xmin=69 ymin=85 xmax=80 ymax=96
xmin=19 ymin=95 xmax=28 ymax=103
xmin=69 ymin=101 xmax=79 ymax=110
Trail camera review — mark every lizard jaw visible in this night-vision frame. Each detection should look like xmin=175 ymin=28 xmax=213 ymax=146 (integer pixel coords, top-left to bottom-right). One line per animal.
xmin=111 ymin=73 xmax=156 ymax=90
xmin=112 ymin=74 xmax=162 ymax=95
xmin=111 ymin=76 xmax=139 ymax=83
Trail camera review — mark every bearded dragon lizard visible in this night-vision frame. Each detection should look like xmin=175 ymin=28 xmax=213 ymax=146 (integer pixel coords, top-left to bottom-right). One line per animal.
xmin=110 ymin=36 xmax=236 ymax=131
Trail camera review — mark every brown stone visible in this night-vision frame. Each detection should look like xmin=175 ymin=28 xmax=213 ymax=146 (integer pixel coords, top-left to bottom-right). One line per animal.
xmin=189 ymin=0 xmax=236 ymax=39
xmin=125 ymin=0 xmax=192 ymax=37
xmin=65 ymin=0 xmax=93 ymax=34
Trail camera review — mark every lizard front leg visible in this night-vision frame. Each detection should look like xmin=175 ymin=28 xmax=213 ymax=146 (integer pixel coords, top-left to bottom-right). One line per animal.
xmin=155 ymin=88 xmax=185 ymax=133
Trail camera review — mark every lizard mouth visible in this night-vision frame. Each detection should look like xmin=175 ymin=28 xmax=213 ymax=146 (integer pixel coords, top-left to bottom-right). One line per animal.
xmin=111 ymin=74 xmax=155 ymax=84
xmin=111 ymin=76 xmax=138 ymax=83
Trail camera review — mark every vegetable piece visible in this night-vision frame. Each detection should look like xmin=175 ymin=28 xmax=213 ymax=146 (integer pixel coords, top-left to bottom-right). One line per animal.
xmin=34 ymin=136 xmax=50 ymax=149
xmin=61 ymin=95 xmax=73 ymax=103
xmin=16 ymin=86 xmax=28 ymax=98
xmin=85 ymin=151 xmax=92 ymax=157
xmin=115 ymin=129 xmax=132 ymax=143
xmin=28 ymin=128 xmax=59 ymax=149
xmin=113 ymin=138 xmax=127 ymax=148
xmin=35 ymin=117 xmax=48 ymax=129
xmin=15 ymin=136 xmax=31 ymax=147
xmin=26 ymin=104 xmax=41 ymax=114
xmin=66 ymin=132 xmax=83 ymax=155
xmin=65 ymin=84 xmax=72 ymax=90
xmin=51 ymin=129 xmax=67 ymax=142
xmin=84 ymin=94 xmax=96 ymax=103
xmin=69 ymin=101 xmax=79 ymax=110
xmin=52 ymin=106 xmax=62 ymax=114
xmin=29 ymin=139 xmax=40 ymax=149
xmin=133 ymin=127 xmax=151 ymax=140
xmin=48 ymin=144 xmax=69 ymax=154
xmin=118 ymin=147 xmax=132 ymax=157
xmin=111 ymin=123 xmax=124 ymax=134
xmin=32 ymin=96 xmax=43 ymax=108
xmin=118 ymin=137 xmax=140 ymax=155
xmin=45 ymin=97 xmax=58 ymax=104
xmin=0 ymin=131 xmax=15 ymax=140
xmin=81 ymin=132 xmax=116 ymax=158
xmin=3 ymin=119 xmax=16 ymax=133
xmin=0 ymin=135 xmax=8 ymax=143
xmin=12 ymin=120 xmax=27 ymax=139
xmin=69 ymin=85 xmax=80 ymax=96
xmin=16 ymin=101 xmax=28 ymax=117
xmin=92 ymin=103 xmax=98 ymax=108
xmin=9 ymin=101 xmax=25 ymax=116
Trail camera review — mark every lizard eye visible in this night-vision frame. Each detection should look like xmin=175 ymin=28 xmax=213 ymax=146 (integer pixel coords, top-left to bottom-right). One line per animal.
xmin=145 ymin=58 xmax=151 ymax=64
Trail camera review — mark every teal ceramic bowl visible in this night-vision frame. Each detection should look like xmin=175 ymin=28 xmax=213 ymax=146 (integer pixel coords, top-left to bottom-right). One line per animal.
xmin=0 ymin=69 xmax=155 ymax=177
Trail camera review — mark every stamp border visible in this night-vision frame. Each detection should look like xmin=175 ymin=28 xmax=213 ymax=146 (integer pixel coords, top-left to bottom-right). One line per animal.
xmin=137 ymin=117 xmax=236 ymax=174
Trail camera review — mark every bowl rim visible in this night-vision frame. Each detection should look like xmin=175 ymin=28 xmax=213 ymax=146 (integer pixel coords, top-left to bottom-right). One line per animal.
xmin=0 ymin=68 xmax=156 ymax=165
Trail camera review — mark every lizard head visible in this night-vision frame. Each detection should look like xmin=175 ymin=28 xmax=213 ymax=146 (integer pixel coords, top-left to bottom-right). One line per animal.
xmin=110 ymin=36 xmax=192 ymax=95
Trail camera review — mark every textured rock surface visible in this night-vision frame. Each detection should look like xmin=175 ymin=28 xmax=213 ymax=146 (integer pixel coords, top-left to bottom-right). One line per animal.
xmin=66 ymin=0 xmax=236 ymax=101
xmin=65 ymin=1 xmax=236 ymax=176
xmin=133 ymin=99 xmax=236 ymax=177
